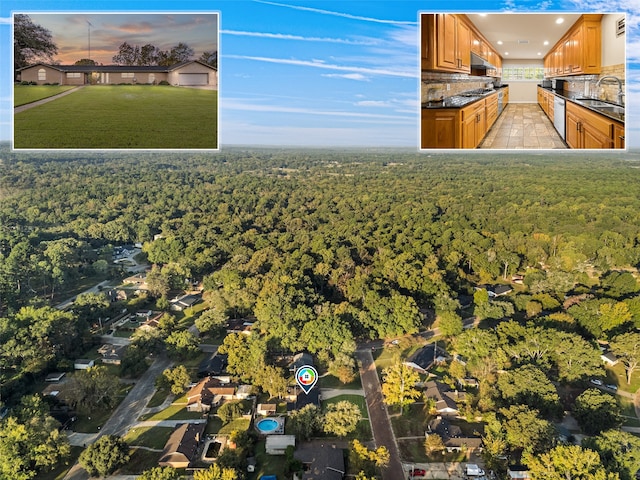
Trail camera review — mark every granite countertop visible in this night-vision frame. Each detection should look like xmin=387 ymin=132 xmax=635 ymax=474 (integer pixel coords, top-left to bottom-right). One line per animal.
xmin=422 ymin=87 xmax=503 ymax=110
xmin=538 ymin=86 xmax=625 ymax=124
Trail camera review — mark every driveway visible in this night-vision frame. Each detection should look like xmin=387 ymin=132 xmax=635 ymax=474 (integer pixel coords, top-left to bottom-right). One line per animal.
xmin=356 ymin=348 xmax=405 ymax=480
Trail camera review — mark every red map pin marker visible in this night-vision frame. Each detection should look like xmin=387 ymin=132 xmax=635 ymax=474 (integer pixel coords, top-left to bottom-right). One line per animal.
xmin=295 ymin=365 xmax=318 ymax=395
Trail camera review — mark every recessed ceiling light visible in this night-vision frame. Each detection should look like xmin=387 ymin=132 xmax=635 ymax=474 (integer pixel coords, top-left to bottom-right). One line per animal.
xmin=544 ymin=41 xmax=549 ymax=45
xmin=504 ymin=52 xmax=509 ymax=55
xmin=478 ymin=13 xmax=487 ymax=17
xmin=537 ymin=52 xmax=542 ymax=55
xmin=497 ymin=40 xmax=503 ymax=45
xmin=556 ymin=18 xmax=564 ymax=24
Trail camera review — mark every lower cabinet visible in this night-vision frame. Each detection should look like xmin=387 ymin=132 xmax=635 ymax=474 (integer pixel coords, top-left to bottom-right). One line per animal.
xmin=421 ymin=92 xmax=502 ymax=149
xmin=566 ymin=101 xmax=623 ymax=149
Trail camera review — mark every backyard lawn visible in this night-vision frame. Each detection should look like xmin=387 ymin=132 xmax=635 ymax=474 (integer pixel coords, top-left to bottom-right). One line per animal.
xmin=14 ymin=85 xmax=218 ymax=149
xmin=14 ymin=84 xmax=77 ymax=106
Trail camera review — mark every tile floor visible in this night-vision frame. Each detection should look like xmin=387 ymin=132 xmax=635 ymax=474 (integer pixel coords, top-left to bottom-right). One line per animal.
xmin=480 ymin=103 xmax=567 ymax=149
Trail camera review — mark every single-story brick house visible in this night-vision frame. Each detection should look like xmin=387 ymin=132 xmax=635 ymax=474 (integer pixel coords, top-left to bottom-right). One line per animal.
xmin=158 ymin=422 xmax=206 ymax=468
xmin=17 ymin=60 xmax=217 ymax=87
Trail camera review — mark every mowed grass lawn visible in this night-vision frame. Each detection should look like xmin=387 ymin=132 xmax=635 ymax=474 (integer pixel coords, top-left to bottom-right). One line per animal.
xmin=14 ymin=85 xmax=218 ymax=149
xmin=14 ymin=85 xmax=77 ymax=106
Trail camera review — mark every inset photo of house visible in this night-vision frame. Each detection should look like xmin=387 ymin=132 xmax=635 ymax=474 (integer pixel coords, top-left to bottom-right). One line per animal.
xmin=13 ymin=12 xmax=219 ymax=150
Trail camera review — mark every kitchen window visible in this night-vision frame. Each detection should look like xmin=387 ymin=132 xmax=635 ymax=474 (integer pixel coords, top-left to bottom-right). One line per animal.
xmin=502 ymin=66 xmax=544 ymax=81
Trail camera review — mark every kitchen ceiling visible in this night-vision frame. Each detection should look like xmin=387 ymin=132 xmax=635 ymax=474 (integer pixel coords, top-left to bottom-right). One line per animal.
xmin=468 ymin=13 xmax=582 ymax=60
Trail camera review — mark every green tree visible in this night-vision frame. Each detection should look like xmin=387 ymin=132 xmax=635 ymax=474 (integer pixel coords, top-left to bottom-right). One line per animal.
xmin=524 ymin=444 xmax=619 ymax=480
xmin=66 ymin=366 xmax=120 ymax=413
xmin=14 ymin=14 xmax=58 ymax=71
xmin=138 ymin=466 xmax=180 ymax=480
xmin=500 ymin=405 xmax=554 ymax=455
xmin=146 ymin=266 xmax=170 ymax=298
xmin=609 ymin=332 xmax=640 ymax=385
xmin=217 ymin=401 xmax=244 ymax=424
xmin=195 ymin=307 xmax=227 ymax=336
xmin=381 ymin=359 xmax=421 ymax=414
xmin=584 ymin=429 xmax=640 ymax=480
xmin=192 ymin=463 xmax=239 ymax=480
xmin=159 ymin=365 xmax=191 ymax=395
xmin=328 ymin=352 xmax=357 ymax=384
xmin=0 ymin=397 xmax=70 ymax=479
xmin=496 ymin=365 xmax=560 ymax=417
xmin=165 ymin=330 xmax=200 ymax=360
xmin=289 ymin=404 xmax=322 ymax=440
xmin=438 ymin=310 xmax=463 ymax=338
xmin=78 ymin=435 xmax=130 ymax=478
xmin=424 ymin=433 xmax=446 ymax=454
xmin=256 ymin=364 xmax=289 ymax=399
xmin=599 ymin=302 xmax=633 ymax=333
xmin=323 ymin=400 xmax=362 ymax=437
xmin=218 ymin=333 xmax=266 ymax=382
xmin=573 ymin=389 xmax=621 ymax=435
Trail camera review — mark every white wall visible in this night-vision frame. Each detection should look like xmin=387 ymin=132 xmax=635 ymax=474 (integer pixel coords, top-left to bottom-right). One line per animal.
xmin=501 ymin=59 xmax=542 ymax=103
xmin=601 ymin=13 xmax=625 ymax=67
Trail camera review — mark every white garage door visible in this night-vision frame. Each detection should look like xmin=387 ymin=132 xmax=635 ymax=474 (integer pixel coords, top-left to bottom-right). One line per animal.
xmin=178 ymin=73 xmax=208 ymax=85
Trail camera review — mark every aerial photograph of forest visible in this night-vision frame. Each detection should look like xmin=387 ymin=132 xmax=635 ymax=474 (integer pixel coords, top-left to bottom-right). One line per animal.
xmin=1 ymin=146 xmax=639 ymax=480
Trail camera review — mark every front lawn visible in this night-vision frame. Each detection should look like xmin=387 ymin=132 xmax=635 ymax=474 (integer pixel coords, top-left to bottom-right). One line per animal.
xmin=14 ymin=84 xmax=77 ymax=106
xmin=14 ymin=85 xmax=218 ymax=149
xmin=123 ymin=426 xmax=174 ymax=449
xmin=606 ymin=363 xmax=640 ymax=393
xmin=117 ymin=448 xmax=164 ymax=475
xmin=139 ymin=403 xmax=204 ymax=422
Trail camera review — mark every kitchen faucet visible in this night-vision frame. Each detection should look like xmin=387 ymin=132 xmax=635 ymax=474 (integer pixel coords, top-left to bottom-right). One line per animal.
xmin=595 ymin=75 xmax=624 ymax=105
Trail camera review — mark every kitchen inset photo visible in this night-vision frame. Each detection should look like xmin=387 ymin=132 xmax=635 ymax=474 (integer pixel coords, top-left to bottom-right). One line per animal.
xmin=420 ymin=13 xmax=625 ymax=150
xmin=13 ymin=12 xmax=219 ymax=150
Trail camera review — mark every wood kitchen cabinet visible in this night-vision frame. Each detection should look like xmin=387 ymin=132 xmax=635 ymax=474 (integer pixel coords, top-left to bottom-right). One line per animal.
xmin=485 ymin=92 xmax=498 ymax=129
xmin=503 ymin=87 xmax=509 ymax=106
xmin=421 ymin=109 xmax=459 ymax=148
xmin=566 ymin=101 xmax=623 ymax=149
xmin=544 ymin=14 xmax=601 ymax=77
xmin=422 ymin=14 xmax=471 ymax=73
xmin=461 ymin=100 xmax=486 ymax=149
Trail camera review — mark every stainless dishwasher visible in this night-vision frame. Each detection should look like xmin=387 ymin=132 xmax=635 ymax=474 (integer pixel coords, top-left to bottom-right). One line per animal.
xmin=553 ymin=96 xmax=565 ymax=140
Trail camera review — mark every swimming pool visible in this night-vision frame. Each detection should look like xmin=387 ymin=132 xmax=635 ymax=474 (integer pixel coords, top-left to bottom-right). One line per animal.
xmin=256 ymin=418 xmax=280 ymax=433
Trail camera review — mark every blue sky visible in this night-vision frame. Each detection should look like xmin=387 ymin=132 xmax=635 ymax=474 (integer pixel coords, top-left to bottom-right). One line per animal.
xmin=2 ymin=0 xmax=637 ymax=148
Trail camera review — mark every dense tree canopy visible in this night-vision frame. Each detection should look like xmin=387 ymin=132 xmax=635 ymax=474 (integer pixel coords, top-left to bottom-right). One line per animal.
xmin=14 ymin=14 xmax=58 ymax=71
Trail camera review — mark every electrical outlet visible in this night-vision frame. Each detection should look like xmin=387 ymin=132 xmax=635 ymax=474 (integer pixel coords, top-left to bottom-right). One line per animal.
xmin=446 ymin=84 xmax=450 ymax=91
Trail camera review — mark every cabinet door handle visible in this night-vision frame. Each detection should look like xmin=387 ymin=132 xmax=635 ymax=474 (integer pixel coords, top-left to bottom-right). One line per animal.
xmin=577 ymin=122 xmax=582 ymax=133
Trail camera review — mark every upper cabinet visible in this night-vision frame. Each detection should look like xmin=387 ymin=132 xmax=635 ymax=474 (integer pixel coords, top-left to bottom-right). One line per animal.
xmin=422 ymin=14 xmax=471 ymax=73
xmin=544 ymin=14 xmax=602 ymax=78
xmin=422 ymin=14 xmax=501 ymax=76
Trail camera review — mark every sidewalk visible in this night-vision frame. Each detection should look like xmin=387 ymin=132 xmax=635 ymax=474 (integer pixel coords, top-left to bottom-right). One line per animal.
xmin=15 ymin=86 xmax=84 ymax=113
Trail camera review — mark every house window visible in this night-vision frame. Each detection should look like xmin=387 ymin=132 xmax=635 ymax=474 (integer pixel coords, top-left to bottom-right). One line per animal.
xmin=121 ymin=72 xmax=134 ymax=78
xmin=502 ymin=65 xmax=544 ymax=81
xmin=38 ymin=68 xmax=46 ymax=81
xmin=66 ymin=72 xmax=81 ymax=78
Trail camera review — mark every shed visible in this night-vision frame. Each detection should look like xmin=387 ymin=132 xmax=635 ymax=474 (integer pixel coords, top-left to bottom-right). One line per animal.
xmin=74 ymin=359 xmax=95 ymax=370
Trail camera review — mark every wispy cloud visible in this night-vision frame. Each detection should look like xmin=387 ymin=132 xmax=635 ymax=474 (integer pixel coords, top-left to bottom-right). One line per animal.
xmin=221 ymin=29 xmax=379 ymax=45
xmin=225 ymin=54 xmax=416 ymax=78
xmin=254 ymin=0 xmax=417 ymax=25
xmin=0 ymin=16 xmax=12 ymax=24
xmin=321 ymin=73 xmax=370 ymax=81
xmin=223 ymin=98 xmax=415 ymax=123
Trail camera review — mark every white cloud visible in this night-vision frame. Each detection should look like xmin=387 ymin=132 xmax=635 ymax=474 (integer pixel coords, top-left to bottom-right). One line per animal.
xmin=0 ymin=17 xmax=12 ymax=24
xmin=222 ymin=97 xmax=415 ymax=123
xmin=253 ymin=0 xmax=417 ymax=25
xmin=321 ymin=73 xmax=370 ymax=81
xmin=224 ymin=54 xmax=417 ymax=78
xmin=221 ymin=29 xmax=380 ymax=45
xmin=355 ymin=100 xmax=391 ymax=107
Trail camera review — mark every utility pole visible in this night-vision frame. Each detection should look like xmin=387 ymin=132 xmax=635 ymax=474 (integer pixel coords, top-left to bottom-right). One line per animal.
xmin=87 ymin=20 xmax=92 ymax=61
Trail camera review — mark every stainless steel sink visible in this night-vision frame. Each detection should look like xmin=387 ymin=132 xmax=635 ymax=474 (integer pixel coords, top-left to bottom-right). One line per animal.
xmin=595 ymin=105 xmax=625 ymax=115
xmin=575 ymin=98 xmax=625 ymax=117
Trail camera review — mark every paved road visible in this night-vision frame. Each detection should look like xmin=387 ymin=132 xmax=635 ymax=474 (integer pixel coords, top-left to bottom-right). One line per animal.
xmin=356 ymin=349 xmax=405 ymax=480
xmin=63 ymin=355 xmax=173 ymax=480
xmin=55 ymin=280 xmax=112 ymax=310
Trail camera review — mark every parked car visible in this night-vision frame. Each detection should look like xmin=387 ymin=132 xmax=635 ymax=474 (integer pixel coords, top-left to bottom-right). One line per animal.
xmin=606 ymin=384 xmax=618 ymax=391
xmin=410 ymin=468 xmax=426 ymax=477
xmin=590 ymin=378 xmax=603 ymax=386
